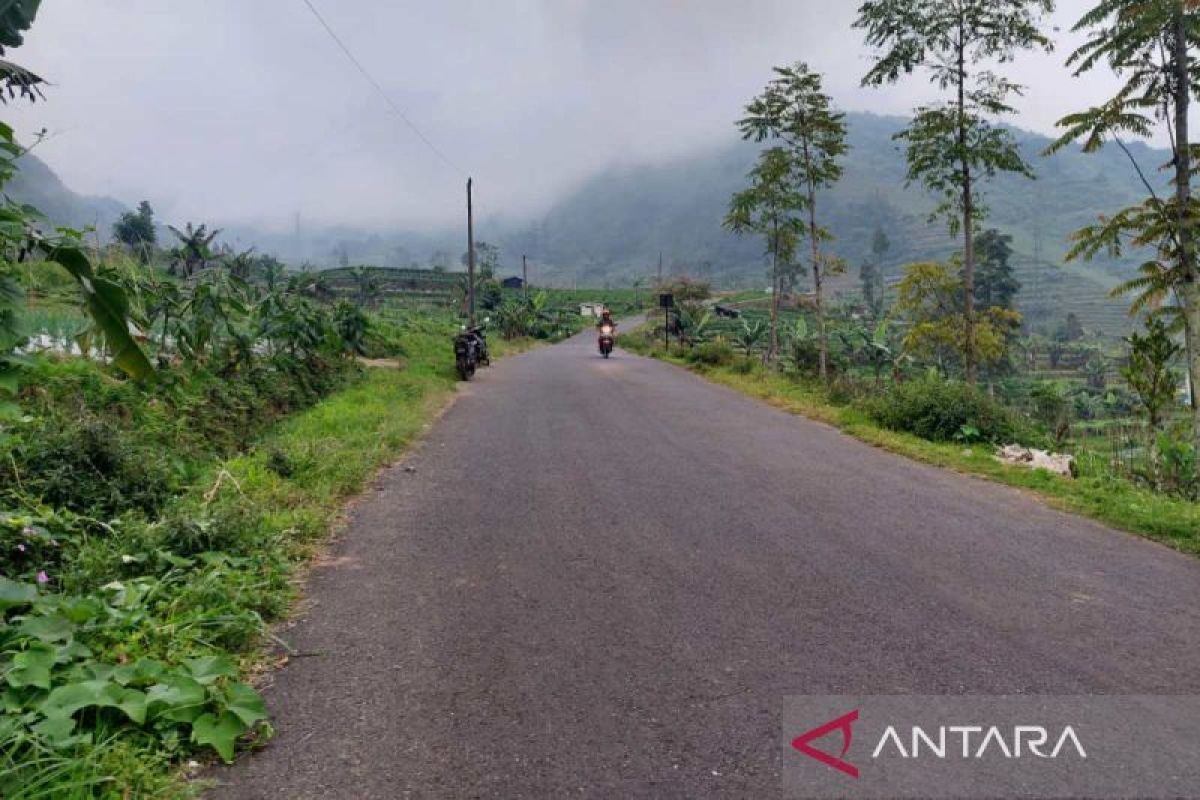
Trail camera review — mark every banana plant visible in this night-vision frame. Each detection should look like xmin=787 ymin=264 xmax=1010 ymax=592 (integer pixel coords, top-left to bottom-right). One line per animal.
xmin=673 ymin=301 xmax=712 ymax=347
xmin=734 ymin=317 xmax=766 ymax=359
xmin=839 ymin=320 xmax=896 ymax=389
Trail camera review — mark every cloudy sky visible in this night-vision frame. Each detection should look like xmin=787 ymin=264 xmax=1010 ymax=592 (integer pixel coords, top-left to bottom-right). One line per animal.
xmin=7 ymin=1 xmax=1133 ymax=233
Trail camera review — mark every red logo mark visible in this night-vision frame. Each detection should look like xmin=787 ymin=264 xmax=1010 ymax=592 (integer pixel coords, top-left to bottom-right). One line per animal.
xmin=791 ymin=709 xmax=860 ymax=779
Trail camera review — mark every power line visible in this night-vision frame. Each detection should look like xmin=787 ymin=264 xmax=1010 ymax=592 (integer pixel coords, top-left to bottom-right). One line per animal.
xmin=299 ymin=0 xmax=467 ymax=178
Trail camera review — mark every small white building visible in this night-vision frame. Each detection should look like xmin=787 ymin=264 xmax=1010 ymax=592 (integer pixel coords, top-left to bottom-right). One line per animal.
xmin=580 ymin=302 xmax=606 ymax=318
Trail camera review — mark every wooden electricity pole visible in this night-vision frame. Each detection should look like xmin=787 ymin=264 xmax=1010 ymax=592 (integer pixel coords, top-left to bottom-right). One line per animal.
xmin=522 ymin=254 xmax=528 ymax=301
xmin=466 ymin=178 xmax=476 ymax=326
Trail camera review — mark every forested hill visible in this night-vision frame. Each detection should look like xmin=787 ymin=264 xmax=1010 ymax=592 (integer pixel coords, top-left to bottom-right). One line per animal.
xmin=7 ymin=151 xmax=127 ymax=235
xmin=504 ymin=112 xmax=1164 ymax=334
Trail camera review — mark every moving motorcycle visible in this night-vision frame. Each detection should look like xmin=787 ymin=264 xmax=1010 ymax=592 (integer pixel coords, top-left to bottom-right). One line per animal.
xmin=453 ymin=322 xmax=490 ymax=381
xmin=598 ymin=321 xmax=615 ymax=359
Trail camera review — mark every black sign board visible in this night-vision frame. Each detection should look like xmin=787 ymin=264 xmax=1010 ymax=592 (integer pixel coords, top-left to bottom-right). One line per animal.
xmin=658 ymin=293 xmax=675 ymax=309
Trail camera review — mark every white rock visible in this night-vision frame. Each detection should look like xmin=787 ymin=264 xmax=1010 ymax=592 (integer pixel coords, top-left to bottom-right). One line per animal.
xmin=995 ymin=445 xmax=1075 ymax=478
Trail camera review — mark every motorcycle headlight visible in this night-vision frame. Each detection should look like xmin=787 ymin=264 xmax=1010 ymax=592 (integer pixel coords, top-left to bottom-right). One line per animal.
xmin=600 ymin=325 xmax=613 ymax=335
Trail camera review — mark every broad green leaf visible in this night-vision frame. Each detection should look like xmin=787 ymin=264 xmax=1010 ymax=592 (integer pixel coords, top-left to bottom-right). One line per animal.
xmin=39 ymin=679 xmax=148 ymax=725
xmin=222 ymin=682 xmax=267 ymax=727
xmin=146 ymin=675 xmax=206 ymax=723
xmin=0 ymin=576 xmax=36 ymax=611
xmin=112 ymin=658 xmax=165 ymax=687
xmin=30 ymin=714 xmax=76 ymax=745
xmin=51 ymin=596 xmax=103 ymax=625
xmin=46 ymin=246 xmax=154 ymax=381
xmin=17 ymin=613 xmax=74 ymax=642
xmin=6 ymin=644 xmax=54 ymax=689
xmin=185 ymin=654 xmax=237 ymax=685
xmin=191 ymin=710 xmax=248 ymax=763
xmin=0 ymin=366 xmax=16 ymax=394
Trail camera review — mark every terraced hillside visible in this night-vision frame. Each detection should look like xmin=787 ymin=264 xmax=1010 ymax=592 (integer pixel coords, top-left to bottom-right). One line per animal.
xmin=506 ymin=112 xmax=1160 ymax=337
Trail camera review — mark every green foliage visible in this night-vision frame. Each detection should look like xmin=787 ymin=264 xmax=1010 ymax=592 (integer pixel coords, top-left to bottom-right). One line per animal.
xmin=1049 ymin=0 xmax=1200 ymax=449
xmin=864 ymin=374 xmax=1034 ymax=444
xmin=1156 ymin=429 xmax=1198 ymax=501
xmin=1030 ymin=380 xmax=1073 ymax=447
xmin=856 ymin=0 xmax=1054 ymax=382
xmin=974 ymin=229 xmax=1020 ymax=310
xmin=738 ymin=61 xmax=848 ymax=379
xmin=733 ymin=317 xmax=766 ymax=358
xmin=166 ymin=223 xmax=220 ymax=279
xmin=724 ymin=147 xmax=805 ymax=265
xmin=0 ymin=0 xmax=43 ymax=105
xmin=739 ymin=62 xmax=846 ymax=190
xmin=1123 ymin=317 xmax=1181 ymax=435
xmin=892 ymin=260 xmax=1022 ymax=373
xmin=856 ymin=0 xmax=1053 ymax=227
xmin=111 ymin=201 xmax=156 ymax=263
xmin=333 ymin=301 xmax=369 ymax=356
xmin=686 ymin=338 xmax=735 ymax=367
xmin=0 ymin=580 xmax=268 ymax=794
xmin=672 ymin=301 xmax=712 ymax=347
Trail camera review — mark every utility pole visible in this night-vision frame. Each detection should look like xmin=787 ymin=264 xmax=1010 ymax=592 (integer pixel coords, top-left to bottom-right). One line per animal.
xmin=657 ymin=251 xmax=663 ymax=285
xmin=466 ymin=178 xmax=476 ymax=326
xmin=522 ymin=254 xmax=528 ymax=301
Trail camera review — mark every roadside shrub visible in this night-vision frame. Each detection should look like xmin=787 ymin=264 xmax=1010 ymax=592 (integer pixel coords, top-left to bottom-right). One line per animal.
xmin=12 ymin=418 xmax=177 ymax=519
xmin=687 ymin=338 xmax=735 ymax=367
xmin=1158 ymin=429 xmax=1198 ymax=501
xmin=156 ymin=502 xmax=260 ymax=557
xmin=826 ymin=375 xmax=860 ymax=406
xmin=864 ymin=376 xmax=1035 ymax=445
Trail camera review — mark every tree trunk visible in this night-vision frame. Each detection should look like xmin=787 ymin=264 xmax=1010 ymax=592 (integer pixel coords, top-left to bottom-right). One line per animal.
xmin=1182 ymin=280 xmax=1200 ymax=453
xmin=1172 ymin=7 xmax=1200 ymax=454
xmin=957 ymin=23 xmax=977 ymax=385
xmin=768 ymin=224 xmax=781 ymax=363
xmin=804 ymin=139 xmax=827 ymax=382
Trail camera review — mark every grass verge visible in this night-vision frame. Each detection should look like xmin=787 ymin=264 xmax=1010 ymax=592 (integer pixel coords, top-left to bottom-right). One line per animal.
xmin=0 ymin=324 xmax=538 ymax=797
xmin=622 ymin=335 xmax=1199 ymax=556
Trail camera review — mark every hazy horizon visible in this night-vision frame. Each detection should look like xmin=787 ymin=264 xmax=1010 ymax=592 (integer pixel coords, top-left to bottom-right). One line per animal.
xmin=4 ymin=0 xmax=1175 ymax=236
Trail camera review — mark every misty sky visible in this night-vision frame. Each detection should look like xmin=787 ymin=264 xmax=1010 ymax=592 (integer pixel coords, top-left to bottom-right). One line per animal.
xmin=7 ymin=1 xmax=1140 ymax=233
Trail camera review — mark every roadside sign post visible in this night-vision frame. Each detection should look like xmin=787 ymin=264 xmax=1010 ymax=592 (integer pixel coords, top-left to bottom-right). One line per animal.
xmin=659 ymin=293 xmax=674 ymax=352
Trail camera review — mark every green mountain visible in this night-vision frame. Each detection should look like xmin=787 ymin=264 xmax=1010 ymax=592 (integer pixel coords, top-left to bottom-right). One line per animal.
xmin=7 ymin=152 xmax=128 ymax=235
xmin=505 ymin=112 xmax=1162 ymax=336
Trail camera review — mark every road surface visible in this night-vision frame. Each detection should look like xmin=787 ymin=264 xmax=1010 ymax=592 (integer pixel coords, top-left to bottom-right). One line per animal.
xmin=212 ymin=326 xmax=1200 ymax=798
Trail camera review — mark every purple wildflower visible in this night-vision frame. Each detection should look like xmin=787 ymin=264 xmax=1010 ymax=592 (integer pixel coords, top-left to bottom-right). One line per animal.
xmin=36 ymin=570 xmax=49 ymax=584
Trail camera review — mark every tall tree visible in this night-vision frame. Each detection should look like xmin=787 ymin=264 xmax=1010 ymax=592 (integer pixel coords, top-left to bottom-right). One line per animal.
xmin=893 ymin=259 xmax=1021 ymax=375
xmin=855 ymin=0 xmax=1054 ymax=384
xmin=112 ymin=200 xmax=157 ymax=262
xmin=974 ymin=228 xmax=1021 ymax=310
xmin=1047 ymin=0 xmax=1200 ymax=454
xmin=724 ymin=147 xmax=805 ymax=362
xmin=738 ymin=63 xmax=848 ymax=381
xmin=861 ymin=226 xmax=891 ymax=319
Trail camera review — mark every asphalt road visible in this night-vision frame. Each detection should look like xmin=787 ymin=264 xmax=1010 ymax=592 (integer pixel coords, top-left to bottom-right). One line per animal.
xmin=212 ymin=325 xmax=1200 ymax=799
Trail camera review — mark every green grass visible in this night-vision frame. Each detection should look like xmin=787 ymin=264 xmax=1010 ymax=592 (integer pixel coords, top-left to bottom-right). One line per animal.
xmin=622 ymin=333 xmax=1200 ymax=555
xmin=1 ymin=313 xmax=541 ymax=796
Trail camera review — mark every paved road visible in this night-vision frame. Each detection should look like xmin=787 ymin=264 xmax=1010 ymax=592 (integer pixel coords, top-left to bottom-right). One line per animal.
xmin=212 ymin=326 xmax=1200 ymax=798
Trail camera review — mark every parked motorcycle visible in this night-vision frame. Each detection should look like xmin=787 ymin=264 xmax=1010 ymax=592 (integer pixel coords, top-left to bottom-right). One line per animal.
xmin=453 ymin=322 xmax=490 ymax=380
xmin=598 ymin=322 xmax=615 ymax=359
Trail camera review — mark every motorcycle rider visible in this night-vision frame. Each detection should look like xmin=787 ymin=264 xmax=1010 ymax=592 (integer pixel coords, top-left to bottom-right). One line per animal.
xmin=596 ymin=306 xmax=616 ymax=332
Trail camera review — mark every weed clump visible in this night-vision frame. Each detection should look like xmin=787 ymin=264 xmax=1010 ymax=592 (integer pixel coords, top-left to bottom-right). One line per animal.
xmin=863 ymin=375 xmax=1036 ymax=445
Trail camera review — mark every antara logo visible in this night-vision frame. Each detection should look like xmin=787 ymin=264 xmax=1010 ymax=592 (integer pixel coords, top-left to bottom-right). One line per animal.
xmin=792 ymin=710 xmax=860 ymax=778
xmin=792 ymin=711 xmax=1088 ymax=780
